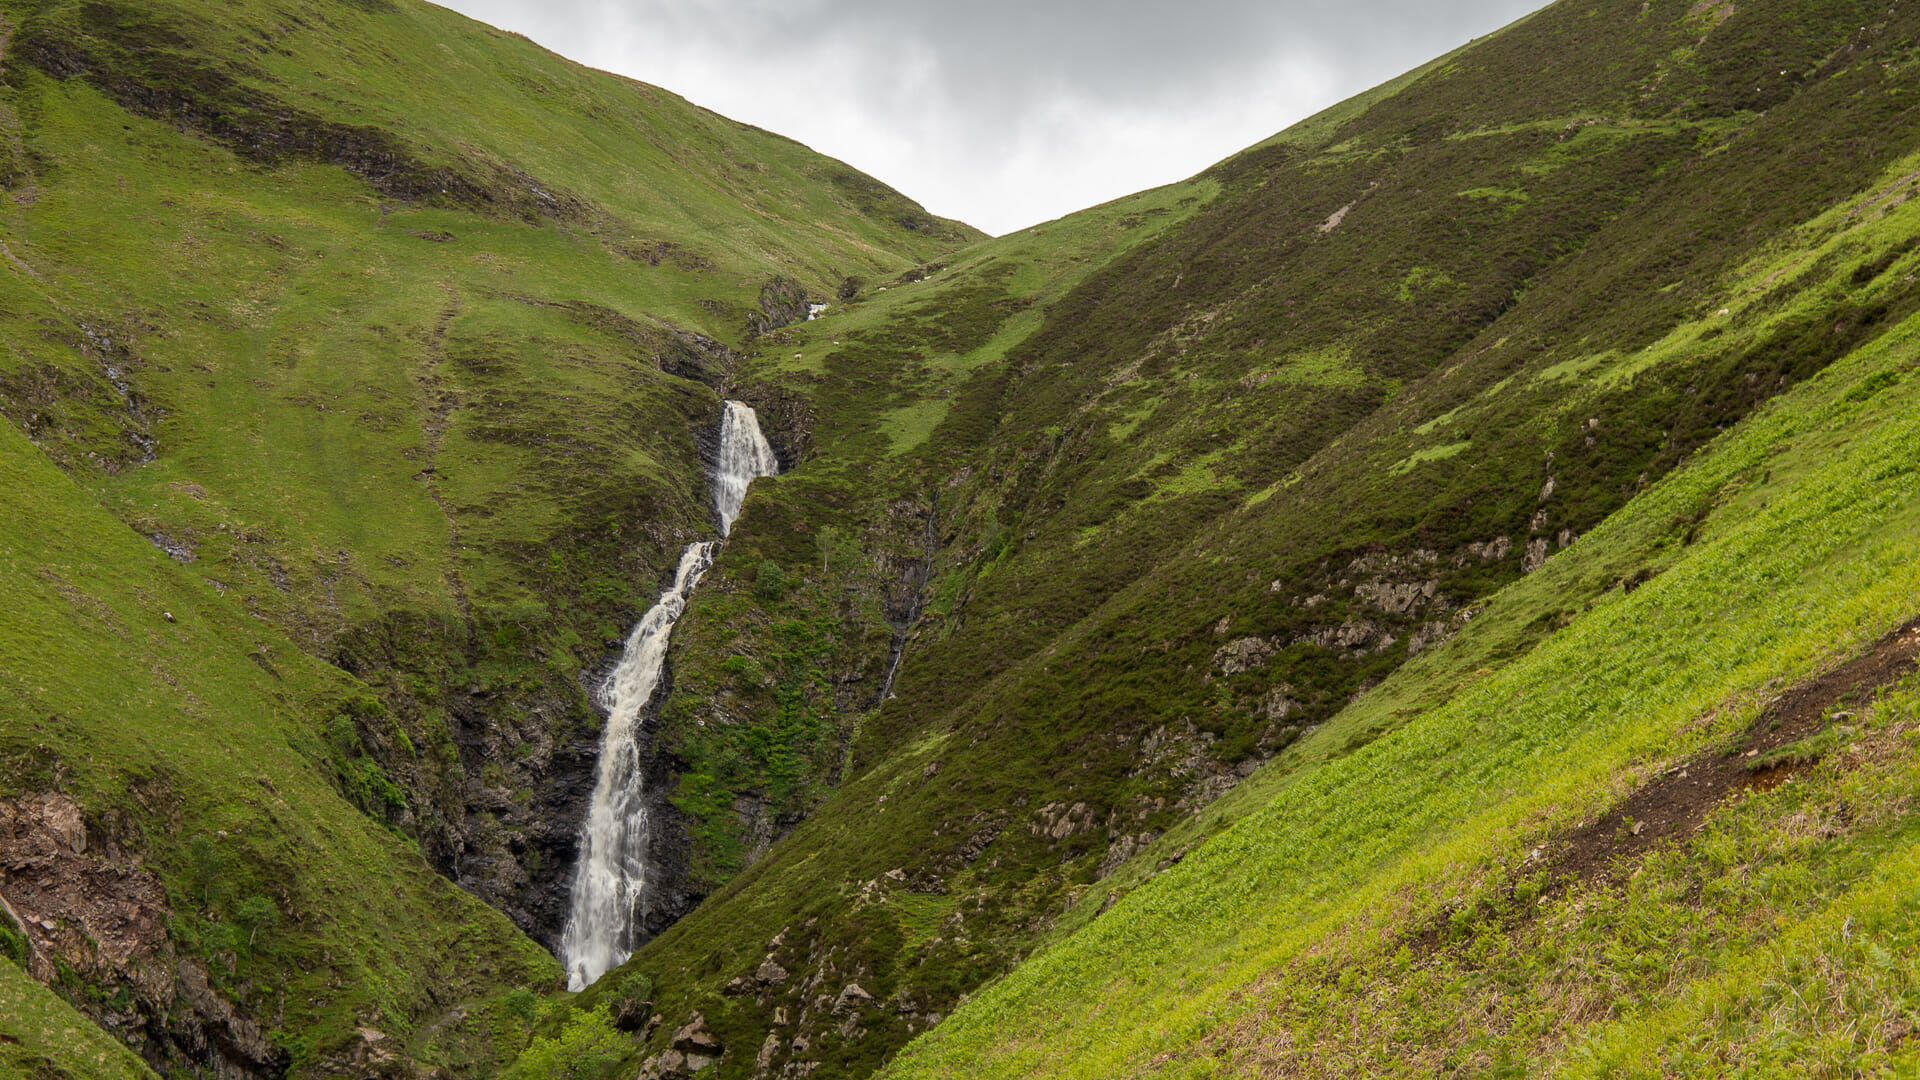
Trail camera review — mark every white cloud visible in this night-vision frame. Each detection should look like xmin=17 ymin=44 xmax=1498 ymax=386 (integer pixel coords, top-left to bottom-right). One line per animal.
xmin=433 ymin=0 xmax=1542 ymax=235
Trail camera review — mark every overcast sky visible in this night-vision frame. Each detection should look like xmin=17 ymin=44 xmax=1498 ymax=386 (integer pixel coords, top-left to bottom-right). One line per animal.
xmin=436 ymin=0 xmax=1546 ymax=236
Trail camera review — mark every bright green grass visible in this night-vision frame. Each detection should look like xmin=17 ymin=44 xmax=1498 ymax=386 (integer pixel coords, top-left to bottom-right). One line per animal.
xmin=0 ymin=75 xmax=710 ymax=628
xmin=1411 ymin=404 xmax=1463 ymax=435
xmin=0 ymin=960 xmax=158 ymax=1080
xmin=1118 ymin=672 xmax=1920 ymax=1077
xmin=1388 ymin=439 xmax=1471 ymax=474
xmin=881 ymin=294 xmax=1920 ymax=1078
xmin=22 ymin=0 xmax=977 ymax=288
xmin=0 ymin=418 xmax=561 ymax=1072
xmin=1551 ymin=745 xmax=1920 ymax=1068
xmin=879 ymin=399 xmax=952 ymax=455
xmin=1272 ymin=345 xmax=1369 ymax=388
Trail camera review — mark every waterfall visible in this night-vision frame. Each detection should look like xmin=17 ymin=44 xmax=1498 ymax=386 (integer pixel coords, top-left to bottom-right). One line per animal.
xmin=713 ymin=402 xmax=781 ymax=536
xmin=559 ymin=400 xmax=779 ymax=991
xmin=557 ymin=541 xmax=714 ymax=991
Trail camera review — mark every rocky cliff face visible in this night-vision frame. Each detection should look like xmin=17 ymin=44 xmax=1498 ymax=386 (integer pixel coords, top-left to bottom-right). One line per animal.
xmin=0 ymin=793 xmax=286 ymax=1079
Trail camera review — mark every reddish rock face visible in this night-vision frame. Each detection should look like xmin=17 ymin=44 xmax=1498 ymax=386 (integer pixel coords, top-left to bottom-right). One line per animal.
xmin=0 ymin=792 xmax=285 ymax=1078
xmin=0 ymin=792 xmax=171 ymax=985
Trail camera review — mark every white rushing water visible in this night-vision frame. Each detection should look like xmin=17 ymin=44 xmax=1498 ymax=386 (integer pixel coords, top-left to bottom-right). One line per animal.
xmin=559 ymin=400 xmax=779 ymax=990
xmin=713 ymin=400 xmax=781 ymax=536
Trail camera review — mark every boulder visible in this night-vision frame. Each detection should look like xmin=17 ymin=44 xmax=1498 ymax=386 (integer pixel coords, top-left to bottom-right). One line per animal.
xmin=832 ymin=982 xmax=873 ymax=1015
xmin=673 ymin=1011 xmax=722 ymax=1055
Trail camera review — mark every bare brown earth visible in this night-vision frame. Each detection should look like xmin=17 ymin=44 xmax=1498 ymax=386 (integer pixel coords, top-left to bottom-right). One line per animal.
xmin=1549 ymin=614 xmax=1920 ymax=885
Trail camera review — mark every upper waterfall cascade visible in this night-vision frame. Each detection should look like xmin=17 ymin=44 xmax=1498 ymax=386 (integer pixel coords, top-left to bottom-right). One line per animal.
xmin=714 ymin=402 xmax=781 ymax=537
xmin=558 ymin=400 xmax=779 ymax=990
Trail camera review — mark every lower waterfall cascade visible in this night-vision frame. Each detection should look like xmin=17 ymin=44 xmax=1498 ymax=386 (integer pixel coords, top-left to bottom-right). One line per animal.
xmin=557 ymin=400 xmax=780 ymax=990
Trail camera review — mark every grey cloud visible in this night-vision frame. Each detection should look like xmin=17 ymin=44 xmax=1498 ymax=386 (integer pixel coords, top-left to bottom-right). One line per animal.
xmin=439 ymin=0 xmax=1544 ymax=233
xmin=494 ymin=0 xmax=1533 ymax=99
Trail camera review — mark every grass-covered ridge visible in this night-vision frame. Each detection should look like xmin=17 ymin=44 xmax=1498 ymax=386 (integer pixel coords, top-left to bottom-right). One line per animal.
xmin=0 ymin=0 xmax=979 ymax=1071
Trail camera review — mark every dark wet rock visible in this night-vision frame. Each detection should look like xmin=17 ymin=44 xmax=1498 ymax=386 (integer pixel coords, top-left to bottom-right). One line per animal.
xmin=748 ymin=277 xmax=810 ymax=336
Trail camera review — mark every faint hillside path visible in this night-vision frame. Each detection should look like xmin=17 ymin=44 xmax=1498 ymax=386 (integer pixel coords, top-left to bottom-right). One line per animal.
xmin=411 ymin=284 xmax=470 ymax=618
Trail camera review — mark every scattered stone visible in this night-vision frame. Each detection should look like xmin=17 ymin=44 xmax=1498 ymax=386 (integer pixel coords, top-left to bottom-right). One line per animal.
xmin=1352 ymin=579 xmax=1437 ymax=615
xmin=1298 ymin=620 xmax=1384 ymax=651
xmin=1522 ymin=537 xmax=1551 ymax=573
xmin=1261 ymin=684 xmax=1298 ymax=722
xmin=832 ymin=983 xmax=873 ymax=1015
xmin=1212 ymin=636 xmax=1277 ymax=674
xmin=1459 ymin=536 xmax=1512 ymax=564
xmin=1406 ymin=620 xmax=1456 ymax=656
xmin=1097 ymin=831 xmax=1159 ymax=878
xmin=1030 ymin=802 xmax=1097 ymax=841
xmin=757 ymin=1031 xmax=781 ymax=1071
xmin=673 ymin=1011 xmax=722 ymax=1055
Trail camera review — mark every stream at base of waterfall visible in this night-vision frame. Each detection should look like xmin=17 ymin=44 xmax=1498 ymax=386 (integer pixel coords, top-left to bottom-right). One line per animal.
xmin=558 ymin=401 xmax=780 ymax=990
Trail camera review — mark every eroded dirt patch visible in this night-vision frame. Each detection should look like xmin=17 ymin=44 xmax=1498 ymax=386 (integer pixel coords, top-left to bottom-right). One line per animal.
xmin=1551 ymin=615 xmax=1920 ymax=884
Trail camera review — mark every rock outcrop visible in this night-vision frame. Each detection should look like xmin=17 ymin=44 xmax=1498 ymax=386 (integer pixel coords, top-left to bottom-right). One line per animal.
xmin=0 ymin=793 xmax=286 ymax=1079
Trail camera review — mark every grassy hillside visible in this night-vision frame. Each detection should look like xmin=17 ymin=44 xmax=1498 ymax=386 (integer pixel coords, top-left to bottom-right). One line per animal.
xmin=6 ymin=0 xmax=1920 ymax=1076
xmin=559 ymin=0 xmax=1920 ymax=1075
xmin=0 ymin=416 xmax=559 ymax=1074
xmin=0 ymin=956 xmax=158 ymax=1080
xmin=0 ymin=0 xmax=977 ymax=1073
xmin=885 ymin=261 xmax=1920 ymax=1079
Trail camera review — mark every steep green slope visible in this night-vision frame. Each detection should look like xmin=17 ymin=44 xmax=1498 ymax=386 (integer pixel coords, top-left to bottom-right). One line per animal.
xmin=571 ymin=0 xmax=1920 ymax=1075
xmin=0 ymin=417 xmax=558 ymax=1074
xmin=0 ymin=0 xmax=979 ymax=1073
xmin=0 ymin=955 xmax=158 ymax=1080
xmin=886 ymin=265 xmax=1920 ymax=1079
